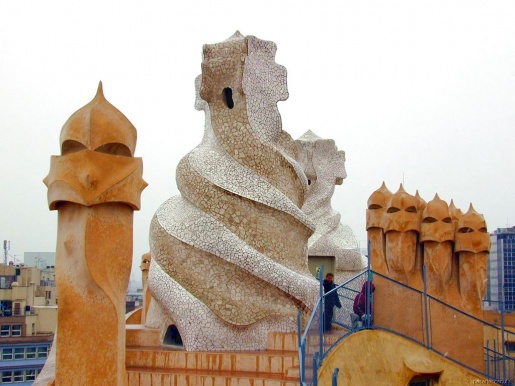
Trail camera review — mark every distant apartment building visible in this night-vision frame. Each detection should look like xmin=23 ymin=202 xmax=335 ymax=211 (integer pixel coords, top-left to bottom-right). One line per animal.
xmin=0 ymin=264 xmax=57 ymax=385
xmin=23 ymin=253 xmax=55 ymax=270
xmin=126 ymin=289 xmax=144 ymax=314
xmin=485 ymin=226 xmax=515 ymax=312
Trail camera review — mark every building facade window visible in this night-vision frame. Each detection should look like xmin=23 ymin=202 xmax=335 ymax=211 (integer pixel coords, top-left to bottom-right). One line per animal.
xmin=25 ymin=347 xmax=36 ymax=359
xmin=1 ymin=371 xmax=12 ymax=383
xmin=487 ymin=227 xmax=515 ymax=312
xmin=13 ymin=348 xmax=24 ymax=360
xmin=0 ymin=326 xmax=10 ymax=337
xmin=13 ymin=370 xmax=23 ymax=382
xmin=0 ymin=345 xmax=50 ymax=361
xmin=25 ymin=369 xmax=36 ymax=382
xmin=37 ymin=346 xmax=48 ymax=358
xmin=12 ymin=303 xmax=21 ymax=317
xmin=10 ymin=325 xmax=21 ymax=337
xmin=0 ymin=325 xmax=22 ymax=338
xmin=1 ymin=348 xmax=12 ymax=361
xmin=0 ymin=369 xmax=41 ymax=383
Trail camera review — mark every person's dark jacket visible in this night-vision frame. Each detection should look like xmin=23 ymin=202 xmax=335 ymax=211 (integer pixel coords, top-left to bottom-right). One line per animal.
xmin=353 ymin=281 xmax=375 ymax=317
xmin=323 ymin=279 xmax=342 ymax=308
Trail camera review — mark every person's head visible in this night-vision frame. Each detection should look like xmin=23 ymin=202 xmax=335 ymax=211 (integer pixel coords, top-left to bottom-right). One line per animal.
xmin=325 ymin=273 xmax=334 ymax=282
xmin=362 ymin=281 xmax=375 ymax=293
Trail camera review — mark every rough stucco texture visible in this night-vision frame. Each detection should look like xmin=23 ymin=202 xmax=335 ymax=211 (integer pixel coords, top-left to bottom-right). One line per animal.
xmin=44 ymin=83 xmax=146 ymax=386
xmin=367 ymin=183 xmax=490 ymax=316
xmin=318 ymin=330 xmax=486 ymax=385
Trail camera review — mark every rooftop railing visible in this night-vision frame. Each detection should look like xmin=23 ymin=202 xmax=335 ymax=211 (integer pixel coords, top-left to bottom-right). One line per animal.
xmin=298 ymin=268 xmax=515 ymax=385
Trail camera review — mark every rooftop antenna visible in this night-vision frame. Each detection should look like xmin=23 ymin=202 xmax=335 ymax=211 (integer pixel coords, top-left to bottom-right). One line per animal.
xmin=3 ymin=240 xmax=10 ymax=265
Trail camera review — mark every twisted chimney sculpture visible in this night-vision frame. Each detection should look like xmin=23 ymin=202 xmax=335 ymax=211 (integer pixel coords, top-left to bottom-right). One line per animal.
xmin=145 ymin=32 xmax=318 ymax=351
xmin=296 ymin=130 xmax=367 ymax=283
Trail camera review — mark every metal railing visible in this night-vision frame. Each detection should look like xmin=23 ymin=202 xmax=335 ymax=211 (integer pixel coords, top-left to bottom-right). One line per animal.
xmin=0 ymin=309 xmax=36 ymax=317
xmin=298 ymin=268 xmax=515 ymax=385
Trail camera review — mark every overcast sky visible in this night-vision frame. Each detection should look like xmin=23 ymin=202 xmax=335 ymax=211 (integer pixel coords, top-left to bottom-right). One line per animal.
xmin=1 ymin=1 xmax=514 ymax=281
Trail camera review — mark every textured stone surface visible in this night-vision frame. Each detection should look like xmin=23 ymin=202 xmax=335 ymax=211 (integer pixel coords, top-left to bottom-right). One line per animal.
xmin=384 ymin=185 xmax=423 ymax=290
xmin=43 ymin=83 xmax=146 ymax=386
xmin=367 ymin=182 xmax=490 ymax=316
xmin=420 ymin=194 xmax=455 ymax=301
xmin=318 ymin=330 xmax=486 ymax=385
xmin=146 ymin=32 xmax=318 ymax=351
xmin=366 ymin=182 xmax=392 ymax=277
xmin=125 ymin=334 xmax=301 ymax=386
xmin=368 ymin=184 xmax=490 ymax=375
xmin=139 ymin=253 xmax=151 ymax=325
xmin=455 ymin=205 xmax=489 ymax=315
xmin=295 ymin=130 xmax=366 ymax=283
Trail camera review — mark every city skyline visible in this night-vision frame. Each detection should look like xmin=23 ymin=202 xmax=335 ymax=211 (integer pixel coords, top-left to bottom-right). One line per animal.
xmin=1 ymin=1 xmax=514 ymax=280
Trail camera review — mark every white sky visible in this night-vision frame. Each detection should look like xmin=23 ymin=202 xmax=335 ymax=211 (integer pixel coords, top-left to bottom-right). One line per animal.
xmin=1 ymin=1 xmax=514 ymax=281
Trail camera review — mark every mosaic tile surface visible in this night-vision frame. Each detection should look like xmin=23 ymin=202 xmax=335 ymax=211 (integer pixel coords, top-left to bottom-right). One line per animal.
xmin=296 ymin=130 xmax=367 ymax=283
xmin=146 ymin=32 xmax=318 ymax=351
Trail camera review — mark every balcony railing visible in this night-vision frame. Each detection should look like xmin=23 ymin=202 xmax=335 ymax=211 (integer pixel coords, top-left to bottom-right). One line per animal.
xmin=0 ymin=309 xmax=37 ymax=317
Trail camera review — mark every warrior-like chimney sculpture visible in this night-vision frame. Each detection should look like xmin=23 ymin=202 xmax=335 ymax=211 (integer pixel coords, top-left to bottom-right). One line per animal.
xmin=44 ymin=83 xmax=146 ymax=385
